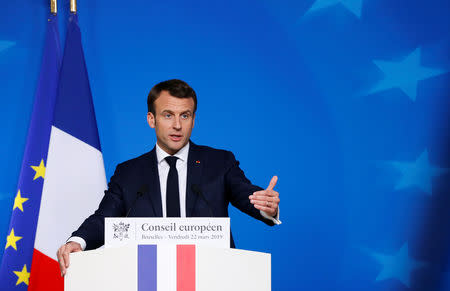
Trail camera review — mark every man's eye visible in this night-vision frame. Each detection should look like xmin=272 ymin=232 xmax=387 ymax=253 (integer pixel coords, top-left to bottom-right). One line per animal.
xmin=181 ymin=114 xmax=189 ymax=119
xmin=165 ymin=114 xmax=172 ymax=118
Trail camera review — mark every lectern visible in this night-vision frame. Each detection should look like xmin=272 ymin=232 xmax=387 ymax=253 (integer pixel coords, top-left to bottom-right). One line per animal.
xmin=65 ymin=217 xmax=270 ymax=290
xmin=64 ymin=244 xmax=271 ymax=291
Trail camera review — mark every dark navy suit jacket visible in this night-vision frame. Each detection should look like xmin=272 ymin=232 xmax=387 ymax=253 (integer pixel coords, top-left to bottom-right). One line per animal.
xmin=72 ymin=141 xmax=275 ymax=249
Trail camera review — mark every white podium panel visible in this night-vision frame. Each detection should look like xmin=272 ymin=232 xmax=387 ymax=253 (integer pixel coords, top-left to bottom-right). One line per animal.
xmin=65 ymin=245 xmax=137 ymax=291
xmin=65 ymin=244 xmax=271 ymax=291
xmin=197 ymin=247 xmax=271 ymax=291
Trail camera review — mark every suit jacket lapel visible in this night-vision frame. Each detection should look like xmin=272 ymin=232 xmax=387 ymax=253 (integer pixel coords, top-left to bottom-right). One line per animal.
xmin=186 ymin=141 xmax=203 ymax=217
xmin=144 ymin=147 xmax=163 ymax=217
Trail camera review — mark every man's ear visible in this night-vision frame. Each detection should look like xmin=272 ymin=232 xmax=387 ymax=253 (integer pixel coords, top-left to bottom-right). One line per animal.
xmin=147 ymin=112 xmax=155 ymax=128
xmin=192 ymin=113 xmax=195 ymax=128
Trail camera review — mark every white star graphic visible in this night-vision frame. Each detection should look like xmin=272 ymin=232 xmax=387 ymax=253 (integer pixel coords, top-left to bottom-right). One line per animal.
xmin=0 ymin=40 xmax=15 ymax=53
xmin=370 ymin=48 xmax=448 ymax=101
xmin=391 ymin=150 xmax=448 ymax=195
xmin=305 ymin=0 xmax=363 ymax=18
xmin=370 ymin=243 xmax=427 ymax=287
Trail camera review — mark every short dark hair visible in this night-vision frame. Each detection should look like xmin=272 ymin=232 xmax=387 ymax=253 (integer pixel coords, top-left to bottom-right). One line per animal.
xmin=147 ymin=79 xmax=197 ymax=114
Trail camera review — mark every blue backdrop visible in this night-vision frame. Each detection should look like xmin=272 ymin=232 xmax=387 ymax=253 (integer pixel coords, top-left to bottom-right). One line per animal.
xmin=1 ymin=0 xmax=449 ymax=290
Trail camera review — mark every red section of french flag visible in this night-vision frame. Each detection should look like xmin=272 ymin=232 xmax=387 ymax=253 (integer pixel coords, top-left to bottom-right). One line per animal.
xmin=177 ymin=245 xmax=196 ymax=291
xmin=28 ymin=248 xmax=63 ymax=291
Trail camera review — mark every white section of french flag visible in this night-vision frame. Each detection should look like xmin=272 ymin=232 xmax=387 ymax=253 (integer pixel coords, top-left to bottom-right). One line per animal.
xmin=157 ymin=244 xmax=177 ymax=291
xmin=34 ymin=126 xmax=106 ymax=260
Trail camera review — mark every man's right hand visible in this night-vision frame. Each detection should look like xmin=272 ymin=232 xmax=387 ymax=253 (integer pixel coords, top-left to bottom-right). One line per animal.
xmin=57 ymin=241 xmax=82 ymax=276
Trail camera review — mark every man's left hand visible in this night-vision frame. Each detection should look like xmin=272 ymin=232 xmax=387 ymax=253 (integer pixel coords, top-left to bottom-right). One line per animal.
xmin=249 ymin=176 xmax=280 ymax=217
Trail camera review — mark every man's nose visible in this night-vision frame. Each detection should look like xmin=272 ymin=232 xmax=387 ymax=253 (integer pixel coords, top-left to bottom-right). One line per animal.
xmin=173 ymin=116 xmax=182 ymax=129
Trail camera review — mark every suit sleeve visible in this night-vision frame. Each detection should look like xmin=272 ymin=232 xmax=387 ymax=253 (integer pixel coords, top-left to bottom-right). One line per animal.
xmin=224 ymin=152 xmax=275 ymax=226
xmin=71 ymin=164 xmax=127 ymax=250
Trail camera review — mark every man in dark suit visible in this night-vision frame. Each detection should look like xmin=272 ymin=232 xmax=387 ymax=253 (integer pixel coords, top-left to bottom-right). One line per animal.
xmin=57 ymin=79 xmax=280 ymax=276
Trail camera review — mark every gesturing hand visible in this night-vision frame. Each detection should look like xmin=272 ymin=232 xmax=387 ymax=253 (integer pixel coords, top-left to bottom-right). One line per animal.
xmin=249 ymin=176 xmax=280 ymax=217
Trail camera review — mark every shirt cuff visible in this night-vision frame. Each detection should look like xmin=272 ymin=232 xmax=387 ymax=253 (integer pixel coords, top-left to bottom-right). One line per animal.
xmin=261 ymin=207 xmax=281 ymax=225
xmin=67 ymin=236 xmax=87 ymax=251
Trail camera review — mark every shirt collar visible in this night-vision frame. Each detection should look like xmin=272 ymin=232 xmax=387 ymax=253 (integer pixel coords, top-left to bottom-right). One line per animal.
xmin=156 ymin=142 xmax=190 ymax=164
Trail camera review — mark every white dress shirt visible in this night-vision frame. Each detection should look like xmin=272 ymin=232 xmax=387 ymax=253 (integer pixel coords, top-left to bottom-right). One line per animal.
xmin=68 ymin=142 xmax=280 ymax=250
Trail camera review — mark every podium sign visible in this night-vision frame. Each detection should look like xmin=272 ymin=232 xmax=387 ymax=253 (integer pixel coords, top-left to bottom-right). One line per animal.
xmin=105 ymin=217 xmax=230 ymax=248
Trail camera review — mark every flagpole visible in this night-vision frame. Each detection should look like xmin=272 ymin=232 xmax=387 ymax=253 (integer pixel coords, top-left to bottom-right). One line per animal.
xmin=70 ymin=0 xmax=77 ymax=13
xmin=50 ymin=0 xmax=57 ymax=14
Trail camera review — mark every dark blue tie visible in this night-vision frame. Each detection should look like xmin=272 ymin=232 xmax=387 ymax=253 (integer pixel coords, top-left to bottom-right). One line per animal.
xmin=165 ymin=156 xmax=180 ymax=217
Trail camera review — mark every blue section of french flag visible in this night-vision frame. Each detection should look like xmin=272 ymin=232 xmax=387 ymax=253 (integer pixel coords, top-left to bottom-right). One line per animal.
xmin=138 ymin=245 xmax=157 ymax=291
xmin=52 ymin=14 xmax=101 ymax=152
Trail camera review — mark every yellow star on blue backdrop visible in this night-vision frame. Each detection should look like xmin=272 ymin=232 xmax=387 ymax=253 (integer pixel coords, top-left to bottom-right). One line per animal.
xmin=13 ymin=190 xmax=29 ymax=212
xmin=5 ymin=228 xmax=22 ymax=251
xmin=31 ymin=159 xmax=46 ymax=180
xmin=13 ymin=264 xmax=30 ymax=286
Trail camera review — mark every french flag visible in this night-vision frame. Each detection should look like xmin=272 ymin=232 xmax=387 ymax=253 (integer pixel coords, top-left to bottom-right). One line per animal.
xmin=29 ymin=13 xmax=106 ymax=291
xmin=138 ymin=245 xmax=195 ymax=291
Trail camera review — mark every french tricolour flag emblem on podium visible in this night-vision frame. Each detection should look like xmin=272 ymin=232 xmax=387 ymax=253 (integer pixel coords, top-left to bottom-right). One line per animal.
xmin=138 ymin=245 xmax=195 ymax=291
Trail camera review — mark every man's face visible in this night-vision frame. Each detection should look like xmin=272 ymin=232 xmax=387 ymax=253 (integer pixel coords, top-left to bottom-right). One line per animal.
xmin=147 ymin=90 xmax=195 ymax=155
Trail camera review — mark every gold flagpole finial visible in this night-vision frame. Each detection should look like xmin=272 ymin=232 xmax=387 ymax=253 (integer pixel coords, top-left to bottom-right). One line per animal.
xmin=50 ymin=0 xmax=57 ymax=14
xmin=70 ymin=0 xmax=77 ymax=13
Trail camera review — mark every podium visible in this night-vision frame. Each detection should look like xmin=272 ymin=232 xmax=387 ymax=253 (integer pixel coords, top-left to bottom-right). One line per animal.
xmin=65 ymin=218 xmax=271 ymax=291
xmin=65 ymin=244 xmax=271 ymax=291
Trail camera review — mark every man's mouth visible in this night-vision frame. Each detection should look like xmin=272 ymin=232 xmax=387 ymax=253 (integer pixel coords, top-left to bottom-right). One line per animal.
xmin=169 ymin=134 xmax=182 ymax=142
